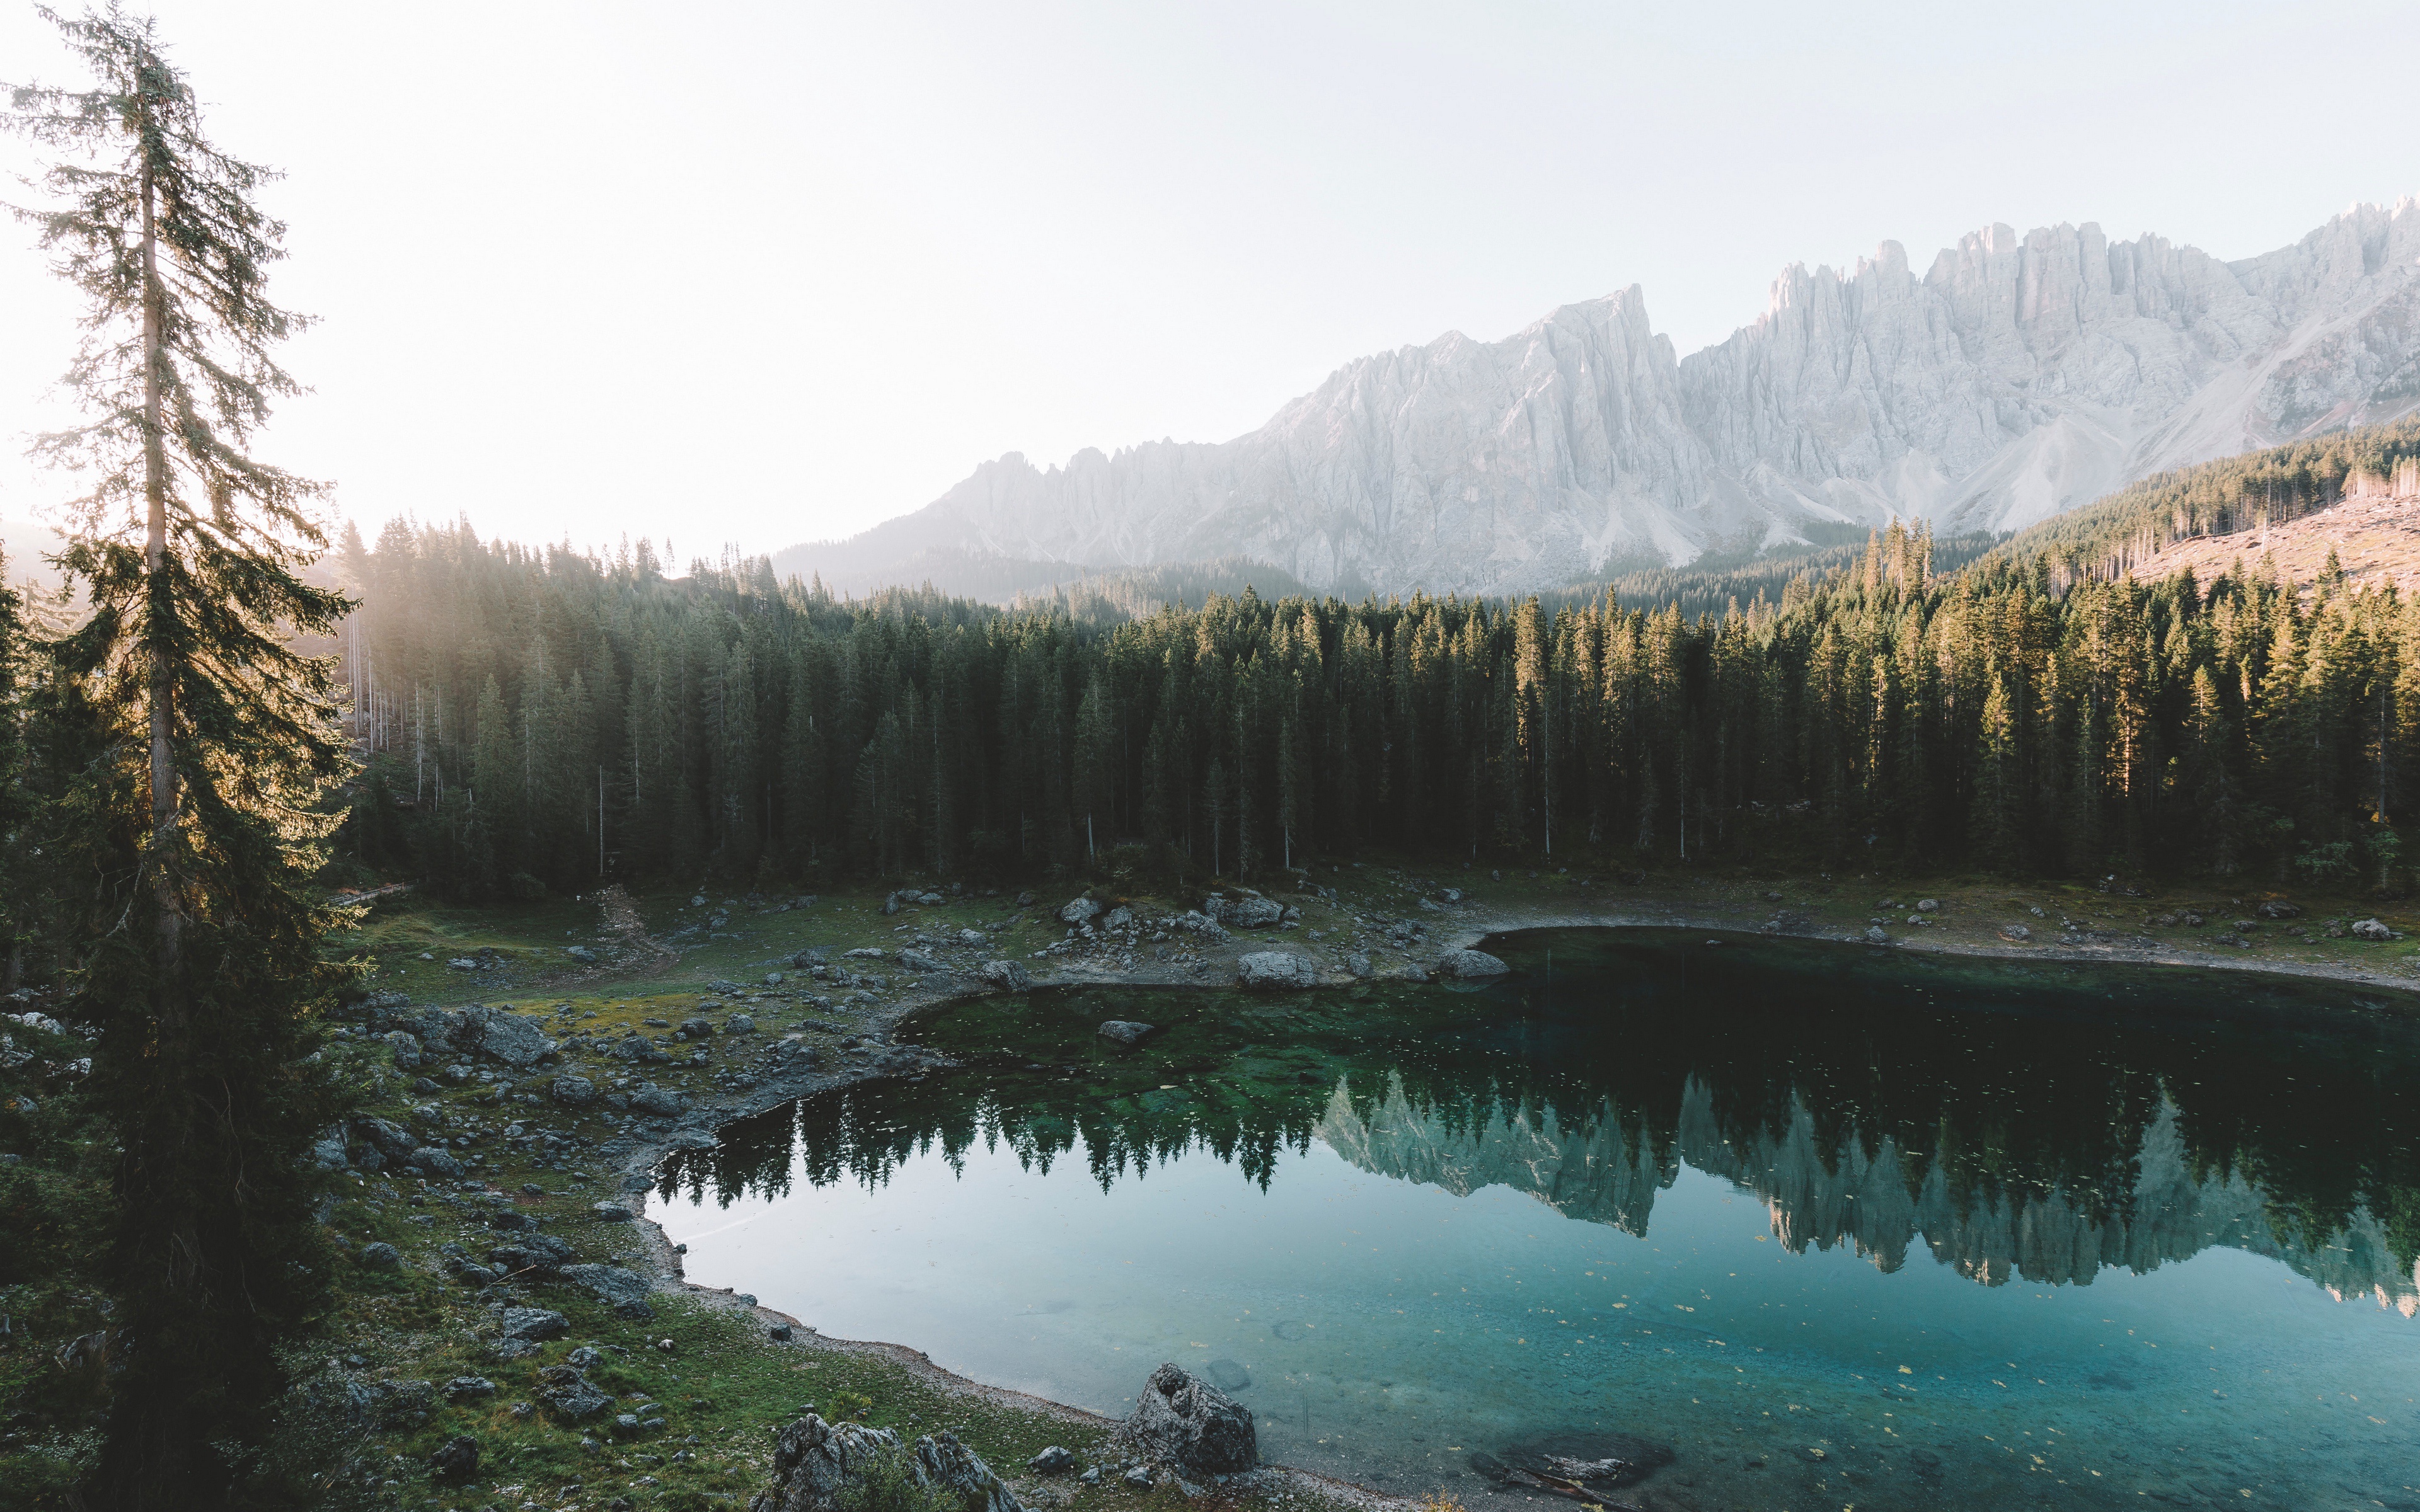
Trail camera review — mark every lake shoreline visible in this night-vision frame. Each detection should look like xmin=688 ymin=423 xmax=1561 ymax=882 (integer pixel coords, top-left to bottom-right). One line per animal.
xmin=592 ymin=884 xmax=2419 ymax=1508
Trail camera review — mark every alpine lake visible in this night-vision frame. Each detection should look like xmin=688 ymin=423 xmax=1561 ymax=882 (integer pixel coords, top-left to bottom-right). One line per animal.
xmin=657 ymin=929 xmax=2420 ymax=1511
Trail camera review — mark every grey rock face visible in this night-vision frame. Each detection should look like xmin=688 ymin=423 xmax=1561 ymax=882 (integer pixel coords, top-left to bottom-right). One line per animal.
xmin=977 ymin=959 xmax=1032 ymax=991
xmin=1434 ymin=948 xmax=1509 ymax=980
xmin=1097 ymin=1021 xmax=1156 ymax=1047
xmin=1122 ymin=1363 xmax=1256 ymax=1475
xmin=1236 ymin=952 xmax=1318 ymax=990
xmin=784 ymin=202 xmax=2420 ymax=597
xmin=754 ymin=1414 xmax=1025 ymax=1512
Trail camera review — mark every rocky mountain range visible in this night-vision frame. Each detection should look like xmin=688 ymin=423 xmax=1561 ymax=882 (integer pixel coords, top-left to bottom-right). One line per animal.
xmin=781 ymin=198 xmax=2420 ymax=597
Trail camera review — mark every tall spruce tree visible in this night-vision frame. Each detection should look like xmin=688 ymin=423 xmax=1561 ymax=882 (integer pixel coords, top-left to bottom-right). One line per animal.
xmin=8 ymin=9 xmax=354 ymax=1506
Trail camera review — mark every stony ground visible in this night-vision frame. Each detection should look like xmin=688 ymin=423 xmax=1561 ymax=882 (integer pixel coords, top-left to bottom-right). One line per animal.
xmin=6 ymin=859 xmax=2416 ymax=1511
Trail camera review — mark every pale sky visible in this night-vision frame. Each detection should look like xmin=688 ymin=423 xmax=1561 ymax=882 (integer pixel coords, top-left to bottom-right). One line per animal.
xmin=3 ymin=0 xmax=2416 ymax=562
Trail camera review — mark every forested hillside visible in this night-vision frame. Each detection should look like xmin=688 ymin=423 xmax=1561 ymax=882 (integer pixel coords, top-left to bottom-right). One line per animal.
xmin=333 ymin=479 xmax=2420 ymax=896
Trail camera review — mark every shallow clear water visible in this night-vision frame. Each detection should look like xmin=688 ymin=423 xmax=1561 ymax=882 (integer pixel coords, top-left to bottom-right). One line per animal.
xmin=659 ymin=929 xmax=2420 ymax=1510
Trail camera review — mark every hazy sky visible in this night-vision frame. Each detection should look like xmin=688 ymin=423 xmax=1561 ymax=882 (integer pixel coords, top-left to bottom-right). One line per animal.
xmin=3 ymin=0 xmax=2416 ymax=562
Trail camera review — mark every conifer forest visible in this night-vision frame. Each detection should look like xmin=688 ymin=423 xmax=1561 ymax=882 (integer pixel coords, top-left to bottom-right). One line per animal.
xmin=329 ymin=418 xmax=2420 ymax=897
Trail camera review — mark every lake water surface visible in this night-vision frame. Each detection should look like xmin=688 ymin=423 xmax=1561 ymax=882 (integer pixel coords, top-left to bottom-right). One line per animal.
xmin=659 ymin=929 xmax=2420 ymax=1511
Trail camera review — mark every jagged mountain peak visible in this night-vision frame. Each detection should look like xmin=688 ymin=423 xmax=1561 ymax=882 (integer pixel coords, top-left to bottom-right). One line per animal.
xmin=776 ymin=200 xmax=2420 ymax=598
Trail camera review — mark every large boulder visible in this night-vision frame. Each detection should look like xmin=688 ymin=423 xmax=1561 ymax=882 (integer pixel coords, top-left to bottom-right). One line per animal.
xmin=976 ymin=959 xmax=1031 ymax=992
xmin=896 ymin=949 xmax=944 ymax=973
xmin=754 ymin=1414 xmax=1024 ymax=1512
xmin=487 ymin=1232 xmax=574 ymax=1274
xmin=1122 ymin=1363 xmax=1255 ymax=1475
xmin=352 ymin=1116 xmax=418 ymax=1161
xmin=1058 ymin=896 xmax=1103 ymax=925
xmin=468 ymin=1007 xmax=558 ymax=1068
xmin=1226 ymin=896 xmax=1284 ymax=929
xmin=550 ymin=1074 xmax=598 ymax=1107
xmin=1434 ymin=948 xmax=1509 ymax=980
xmin=1236 ymin=951 xmax=1318 ymax=990
xmin=2353 ymin=917 xmax=2395 ymax=941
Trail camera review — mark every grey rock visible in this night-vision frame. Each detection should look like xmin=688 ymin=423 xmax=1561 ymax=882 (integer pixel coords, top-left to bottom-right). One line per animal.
xmin=1030 ymin=1446 xmax=1077 ymax=1474
xmin=1434 ymin=948 xmax=1509 ymax=980
xmin=755 ymin=1414 xmax=1025 ymax=1512
xmin=406 ymin=1147 xmax=465 ymax=1180
xmin=842 ymin=948 xmax=885 ymax=960
xmin=1236 ymin=951 xmax=1318 ymax=990
xmin=443 ymin=1375 xmax=498 ymax=1402
xmin=1102 ymin=907 xmax=1134 ymax=930
xmin=591 ymin=1201 xmax=637 ymax=1222
xmin=1916 ymin=898 xmax=1940 ymax=913
xmin=464 ymin=1005 xmax=559 ymax=1068
xmin=1058 ymin=896 xmax=1103 ymax=925
xmin=551 ymin=1074 xmax=598 ymax=1106
xmin=499 ymin=1307 xmax=570 ymax=1341
xmin=1122 ymin=1467 xmax=1155 ymax=1489
xmin=957 ymin=929 xmax=988 ymax=947
xmin=914 ymin=1429 xmax=1024 ymax=1512
xmin=631 ymin=1087 xmax=688 ymax=1118
xmin=1865 ymin=925 xmax=1891 ymax=944
xmin=769 ymin=1322 xmax=794 ymax=1342
xmin=977 ymin=959 xmax=1032 ymax=991
xmin=487 ymin=1232 xmax=575 ymax=1274
xmin=897 ymin=949 xmax=944 ymax=973
xmin=2257 ymin=900 xmax=2302 ymax=920
xmin=311 ymin=1130 xmax=350 ymax=1170
xmin=793 ymin=948 xmax=828 ymax=968
xmin=536 ymin=1363 xmax=613 ymax=1421
xmin=1344 ymin=952 xmax=1373 ymax=978
xmin=562 ymin=1263 xmax=657 ymax=1319
xmin=1998 ymin=924 xmax=2032 ymax=942
xmin=358 ymin=1242 xmax=401 ymax=1269
xmin=681 ymin=1016 xmax=718 ymax=1038
xmin=352 ymin=1116 xmax=419 ymax=1160
xmin=429 ymin=1433 xmax=480 ymax=1482
xmin=2353 ymin=916 xmax=2395 ymax=941
xmin=1097 ymin=1021 xmax=1156 ymax=1047
xmin=565 ymin=946 xmax=597 ymax=963
xmin=1122 ymin=1362 xmax=1256 ymax=1475
xmin=1226 ymin=896 xmax=1284 ymax=929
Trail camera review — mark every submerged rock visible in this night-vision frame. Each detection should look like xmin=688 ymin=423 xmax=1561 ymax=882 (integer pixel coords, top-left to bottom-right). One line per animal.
xmin=1121 ymin=1362 xmax=1255 ymax=1475
xmin=1469 ymin=1431 xmax=1674 ymax=1498
xmin=1097 ymin=1021 xmax=1156 ymax=1047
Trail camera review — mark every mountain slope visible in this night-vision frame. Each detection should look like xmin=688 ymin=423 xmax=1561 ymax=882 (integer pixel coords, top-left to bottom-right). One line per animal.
xmin=781 ymin=199 xmax=2420 ymax=597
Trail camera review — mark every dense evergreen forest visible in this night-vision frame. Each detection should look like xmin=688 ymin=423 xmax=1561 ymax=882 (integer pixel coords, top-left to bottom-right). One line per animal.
xmin=321 ymin=419 xmax=2420 ymax=898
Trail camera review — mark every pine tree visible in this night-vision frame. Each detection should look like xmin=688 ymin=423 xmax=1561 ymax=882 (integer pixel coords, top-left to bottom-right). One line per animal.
xmin=8 ymin=11 xmax=355 ymax=1504
xmin=0 ymin=542 xmax=32 ymax=991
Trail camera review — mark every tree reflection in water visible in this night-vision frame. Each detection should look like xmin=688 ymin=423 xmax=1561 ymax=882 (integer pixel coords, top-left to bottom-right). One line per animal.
xmin=660 ymin=929 xmax=2420 ymax=1309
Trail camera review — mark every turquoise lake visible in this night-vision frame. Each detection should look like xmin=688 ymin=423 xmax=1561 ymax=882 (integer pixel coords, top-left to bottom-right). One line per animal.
xmin=657 ymin=929 xmax=2420 ymax=1510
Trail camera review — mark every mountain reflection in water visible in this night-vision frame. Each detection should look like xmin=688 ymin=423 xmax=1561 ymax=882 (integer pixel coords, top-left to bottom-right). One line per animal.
xmin=660 ymin=927 xmax=2420 ymax=1315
